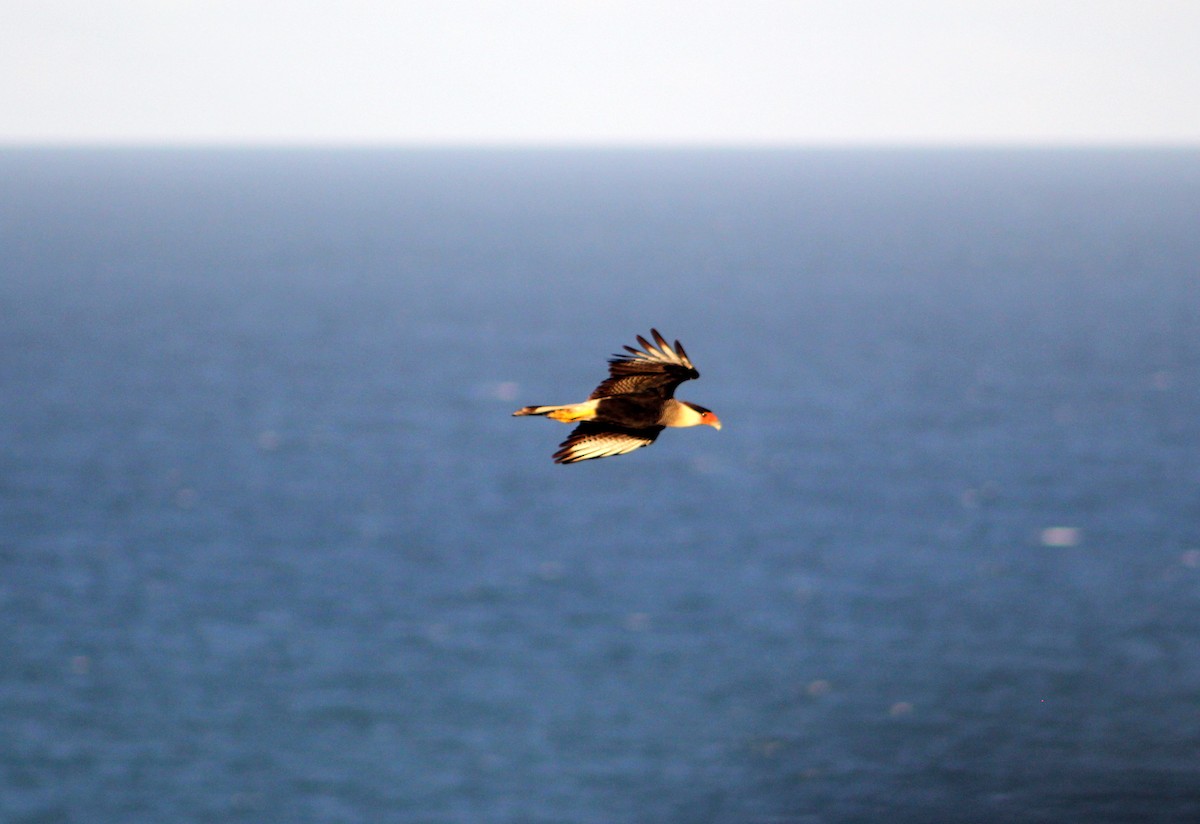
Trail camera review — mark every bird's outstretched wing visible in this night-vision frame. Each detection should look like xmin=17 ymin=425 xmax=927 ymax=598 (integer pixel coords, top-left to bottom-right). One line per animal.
xmin=553 ymin=422 xmax=664 ymax=464
xmin=588 ymin=329 xmax=700 ymax=400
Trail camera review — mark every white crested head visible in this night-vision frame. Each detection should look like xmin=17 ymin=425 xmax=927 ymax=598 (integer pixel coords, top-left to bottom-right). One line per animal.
xmin=667 ymin=401 xmax=722 ymax=429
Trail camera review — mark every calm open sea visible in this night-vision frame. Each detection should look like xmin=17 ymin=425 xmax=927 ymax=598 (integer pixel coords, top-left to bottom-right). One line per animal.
xmin=2 ymin=148 xmax=1199 ymax=823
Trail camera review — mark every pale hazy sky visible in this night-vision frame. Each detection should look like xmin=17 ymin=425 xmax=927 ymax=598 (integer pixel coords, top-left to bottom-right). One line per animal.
xmin=3 ymin=0 xmax=1198 ymax=146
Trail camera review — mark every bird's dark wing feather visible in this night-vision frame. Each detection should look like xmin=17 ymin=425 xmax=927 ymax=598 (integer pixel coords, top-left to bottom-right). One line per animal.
xmin=588 ymin=329 xmax=700 ymax=400
xmin=553 ymin=422 xmax=663 ymax=464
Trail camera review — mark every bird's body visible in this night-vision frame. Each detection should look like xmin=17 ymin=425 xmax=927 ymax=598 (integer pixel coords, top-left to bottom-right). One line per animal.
xmin=513 ymin=329 xmax=720 ymax=463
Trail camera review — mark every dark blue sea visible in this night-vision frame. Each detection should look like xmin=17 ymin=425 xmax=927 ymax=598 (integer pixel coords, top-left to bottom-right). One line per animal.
xmin=2 ymin=148 xmax=1199 ymax=823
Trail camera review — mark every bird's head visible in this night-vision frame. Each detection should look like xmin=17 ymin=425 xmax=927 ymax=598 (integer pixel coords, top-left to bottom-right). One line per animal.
xmin=685 ymin=403 xmax=722 ymax=430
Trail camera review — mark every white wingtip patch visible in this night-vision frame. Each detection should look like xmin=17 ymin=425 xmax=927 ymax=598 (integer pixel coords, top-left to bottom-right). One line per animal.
xmin=555 ymin=429 xmax=656 ymax=463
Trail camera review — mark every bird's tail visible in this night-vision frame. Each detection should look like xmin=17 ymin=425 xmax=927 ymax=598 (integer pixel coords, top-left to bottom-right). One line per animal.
xmin=512 ymin=402 xmax=597 ymax=422
xmin=513 ymin=405 xmax=555 ymax=417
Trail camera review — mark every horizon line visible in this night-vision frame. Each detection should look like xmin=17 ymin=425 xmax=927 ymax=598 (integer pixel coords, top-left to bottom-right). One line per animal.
xmin=2 ymin=137 xmax=1199 ymax=152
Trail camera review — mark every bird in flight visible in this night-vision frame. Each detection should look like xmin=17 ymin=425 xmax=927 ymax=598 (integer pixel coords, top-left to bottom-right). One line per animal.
xmin=513 ymin=329 xmax=721 ymax=463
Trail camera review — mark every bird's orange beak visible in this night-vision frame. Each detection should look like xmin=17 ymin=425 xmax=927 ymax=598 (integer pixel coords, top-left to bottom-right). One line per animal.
xmin=703 ymin=412 xmax=722 ymax=430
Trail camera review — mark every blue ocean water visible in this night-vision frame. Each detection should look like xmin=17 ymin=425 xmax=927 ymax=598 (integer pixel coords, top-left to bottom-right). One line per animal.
xmin=1 ymin=147 xmax=1198 ymax=823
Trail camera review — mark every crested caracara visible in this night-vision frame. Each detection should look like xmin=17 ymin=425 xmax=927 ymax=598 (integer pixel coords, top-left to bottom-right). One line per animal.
xmin=513 ymin=329 xmax=721 ymax=463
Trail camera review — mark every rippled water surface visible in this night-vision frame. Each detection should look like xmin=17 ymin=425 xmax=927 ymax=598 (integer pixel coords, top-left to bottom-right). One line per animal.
xmin=2 ymin=148 xmax=1199 ymax=822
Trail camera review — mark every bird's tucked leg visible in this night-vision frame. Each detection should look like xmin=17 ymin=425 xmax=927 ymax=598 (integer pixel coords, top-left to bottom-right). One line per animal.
xmin=547 ymin=405 xmax=597 ymax=422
